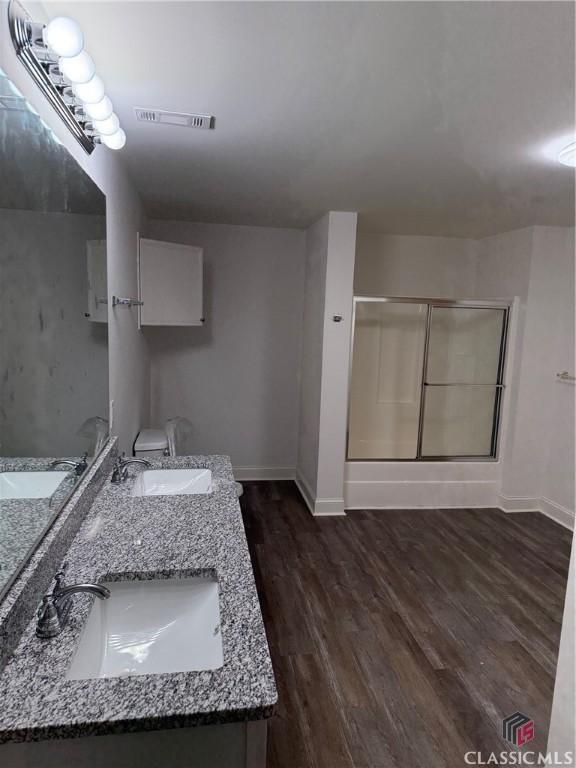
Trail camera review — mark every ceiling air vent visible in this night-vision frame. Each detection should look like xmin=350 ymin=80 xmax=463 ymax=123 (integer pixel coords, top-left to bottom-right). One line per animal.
xmin=134 ymin=107 xmax=214 ymax=129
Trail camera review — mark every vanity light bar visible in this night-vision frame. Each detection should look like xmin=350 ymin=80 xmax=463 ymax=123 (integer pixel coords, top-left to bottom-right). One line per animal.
xmin=8 ymin=0 xmax=126 ymax=153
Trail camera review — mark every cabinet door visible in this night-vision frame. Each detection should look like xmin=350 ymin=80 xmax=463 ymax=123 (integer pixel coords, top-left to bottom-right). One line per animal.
xmin=138 ymin=237 xmax=203 ymax=326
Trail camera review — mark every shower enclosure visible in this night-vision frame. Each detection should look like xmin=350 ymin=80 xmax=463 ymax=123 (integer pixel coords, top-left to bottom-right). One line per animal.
xmin=347 ymin=297 xmax=510 ymax=461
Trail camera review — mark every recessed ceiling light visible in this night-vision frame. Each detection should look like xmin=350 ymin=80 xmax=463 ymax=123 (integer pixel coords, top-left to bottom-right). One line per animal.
xmin=558 ymin=141 xmax=576 ymax=167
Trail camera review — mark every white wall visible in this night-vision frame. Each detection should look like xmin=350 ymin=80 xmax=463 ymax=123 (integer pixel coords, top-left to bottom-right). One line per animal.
xmin=547 ymin=537 xmax=576 ymax=761
xmin=474 ymin=227 xmax=532 ymax=300
xmin=316 ymin=212 xmax=358 ymax=513
xmin=0 ymin=2 xmax=150 ymax=454
xmin=355 ymin=232 xmax=476 ymax=297
xmin=296 ymin=212 xmax=357 ymax=515
xmin=145 ymin=220 xmax=306 ymax=475
xmin=296 ymin=215 xmax=329 ymax=498
xmin=472 ymin=229 xmax=533 ymax=514
xmin=0 ymin=210 xmax=107 ymax=456
xmin=494 ymin=227 xmax=575 ymax=527
xmin=537 ymin=228 xmax=575 ymax=515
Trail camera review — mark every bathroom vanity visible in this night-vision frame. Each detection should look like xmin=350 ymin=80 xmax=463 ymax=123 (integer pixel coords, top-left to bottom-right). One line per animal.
xmin=0 ymin=28 xmax=275 ymax=768
xmin=0 ymin=445 xmax=277 ymax=767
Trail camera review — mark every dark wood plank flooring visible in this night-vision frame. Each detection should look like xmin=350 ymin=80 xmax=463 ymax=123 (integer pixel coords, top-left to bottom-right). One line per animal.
xmin=240 ymin=481 xmax=572 ymax=768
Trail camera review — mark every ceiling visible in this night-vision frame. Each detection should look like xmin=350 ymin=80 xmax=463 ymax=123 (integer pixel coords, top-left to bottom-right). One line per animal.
xmin=47 ymin=1 xmax=575 ymax=237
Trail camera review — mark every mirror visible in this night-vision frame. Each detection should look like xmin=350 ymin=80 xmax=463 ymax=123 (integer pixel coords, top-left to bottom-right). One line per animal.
xmin=0 ymin=70 xmax=109 ymax=598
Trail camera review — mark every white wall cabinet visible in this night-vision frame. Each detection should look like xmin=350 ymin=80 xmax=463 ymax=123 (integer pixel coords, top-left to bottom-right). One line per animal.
xmin=138 ymin=237 xmax=204 ymax=326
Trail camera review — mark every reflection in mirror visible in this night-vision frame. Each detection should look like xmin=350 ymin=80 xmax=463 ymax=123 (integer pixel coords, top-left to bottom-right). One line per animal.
xmin=0 ymin=70 xmax=109 ymax=597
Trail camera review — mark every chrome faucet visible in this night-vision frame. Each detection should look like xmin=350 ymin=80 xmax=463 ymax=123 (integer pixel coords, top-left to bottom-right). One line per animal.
xmin=111 ymin=454 xmax=151 ymax=484
xmin=36 ymin=564 xmax=110 ymax=639
xmin=49 ymin=452 xmax=88 ymax=477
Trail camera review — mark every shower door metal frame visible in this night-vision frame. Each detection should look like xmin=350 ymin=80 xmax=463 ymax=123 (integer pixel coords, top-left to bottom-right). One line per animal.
xmin=347 ymin=296 xmax=511 ymax=462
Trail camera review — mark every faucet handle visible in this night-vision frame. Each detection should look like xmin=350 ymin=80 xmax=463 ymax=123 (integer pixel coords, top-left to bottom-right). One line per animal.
xmin=36 ymin=596 xmax=62 ymax=639
xmin=74 ymin=453 xmax=88 ymax=476
xmin=37 ymin=595 xmax=49 ymax=619
xmin=53 ymin=562 xmax=69 ymax=592
xmin=37 ymin=595 xmax=55 ymax=617
xmin=111 ymin=456 xmax=128 ymax=484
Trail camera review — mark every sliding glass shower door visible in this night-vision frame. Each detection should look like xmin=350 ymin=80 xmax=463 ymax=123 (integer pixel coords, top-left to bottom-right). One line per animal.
xmin=420 ymin=306 xmax=507 ymax=457
xmin=347 ymin=299 xmax=509 ymax=461
xmin=347 ymin=301 xmax=427 ymax=459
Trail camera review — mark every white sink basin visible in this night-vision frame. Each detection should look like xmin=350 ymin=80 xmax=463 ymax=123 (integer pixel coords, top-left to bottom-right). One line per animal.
xmin=0 ymin=471 xmax=70 ymax=500
xmin=131 ymin=468 xmax=212 ymax=497
xmin=67 ymin=577 xmax=223 ymax=680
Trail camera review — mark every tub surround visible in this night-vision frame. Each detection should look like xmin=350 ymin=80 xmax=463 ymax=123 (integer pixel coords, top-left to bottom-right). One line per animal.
xmin=0 ymin=455 xmax=277 ymax=743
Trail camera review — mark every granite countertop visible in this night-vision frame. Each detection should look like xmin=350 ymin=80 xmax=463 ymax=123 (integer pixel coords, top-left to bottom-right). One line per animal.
xmin=0 ymin=502 xmax=54 ymax=590
xmin=0 ymin=459 xmax=84 ymax=591
xmin=0 ymin=456 xmax=277 ymax=743
xmin=0 ymin=457 xmax=83 ymax=473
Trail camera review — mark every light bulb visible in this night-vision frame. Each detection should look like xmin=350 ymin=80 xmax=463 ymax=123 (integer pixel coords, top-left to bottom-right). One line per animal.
xmin=43 ymin=17 xmax=84 ymax=58
xmin=73 ymin=75 xmax=105 ymax=104
xmin=558 ymin=141 xmax=576 ymax=168
xmin=84 ymin=95 xmax=113 ymax=121
xmin=93 ymin=113 xmax=120 ymax=135
xmin=59 ymin=51 xmax=95 ymax=84
xmin=101 ymin=128 xmax=126 ymax=150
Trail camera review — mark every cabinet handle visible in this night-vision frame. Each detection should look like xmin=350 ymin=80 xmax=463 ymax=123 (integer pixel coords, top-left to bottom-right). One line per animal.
xmin=112 ymin=296 xmax=144 ymax=308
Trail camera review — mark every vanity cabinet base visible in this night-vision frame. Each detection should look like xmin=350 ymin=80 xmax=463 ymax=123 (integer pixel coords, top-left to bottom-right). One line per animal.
xmin=0 ymin=719 xmax=268 ymax=768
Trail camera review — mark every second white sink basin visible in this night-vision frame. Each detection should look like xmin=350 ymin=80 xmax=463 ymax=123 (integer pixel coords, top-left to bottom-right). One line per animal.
xmin=67 ymin=577 xmax=223 ymax=679
xmin=131 ymin=469 xmax=212 ymax=497
xmin=0 ymin=471 xmax=70 ymax=500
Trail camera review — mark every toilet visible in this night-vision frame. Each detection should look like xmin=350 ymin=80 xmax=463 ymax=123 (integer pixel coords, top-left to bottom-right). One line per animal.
xmin=133 ymin=429 xmax=169 ymax=459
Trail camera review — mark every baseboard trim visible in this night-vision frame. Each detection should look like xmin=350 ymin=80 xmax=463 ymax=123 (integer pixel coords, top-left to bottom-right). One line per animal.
xmin=233 ymin=466 xmax=295 ymax=481
xmin=294 ymin=472 xmax=315 ymax=515
xmin=313 ymin=498 xmax=346 ymax=516
xmin=294 ymin=473 xmax=346 ymax=516
xmin=540 ymin=497 xmax=575 ymax=529
xmin=498 ymin=494 xmax=575 ymax=530
xmin=346 ymin=504 xmax=498 ymax=511
xmin=498 ymin=494 xmax=541 ymax=513
xmin=232 ymin=471 xmax=574 ymax=528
